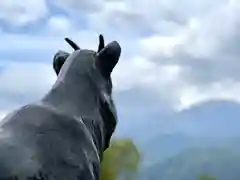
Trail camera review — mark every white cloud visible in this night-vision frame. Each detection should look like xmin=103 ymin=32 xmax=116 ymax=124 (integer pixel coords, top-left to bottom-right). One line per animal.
xmin=112 ymin=56 xmax=182 ymax=93
xmin=138 ymin=34 xmax=184 ymax=59
xmin=0 ymin=62 xmax=55 ymax=97
xmin=0 ymin=111 xmax=7 ymax=119
xmin=0 ymin=0 xmax=48 ymax=25
xmin=0 ymin=0 xmax=240 ymax=115
xmin=52 ymin=0 xmax=104 ymax=12
xmin=0 ymin=30 xmax=101 ymax=55
xmin=0 ymin=62 xmax=56 ymax=117
xmin=177 ymin=80 xmax=240 ymax=111
xmin=46 ymin=16 xmax=76 ymax=35
xmin=123 ymin=0 xmax=240 ymax=110
xmin=86 ymin=0 xmax=230 ymax=36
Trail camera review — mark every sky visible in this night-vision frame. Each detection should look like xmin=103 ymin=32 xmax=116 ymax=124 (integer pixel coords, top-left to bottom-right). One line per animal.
xmin=0 ymin=0 xmax=240 ymax=128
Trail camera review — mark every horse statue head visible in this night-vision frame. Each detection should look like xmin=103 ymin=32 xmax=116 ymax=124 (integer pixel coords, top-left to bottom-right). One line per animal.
xmin=50 ymin=34 xmax=121 ymax=152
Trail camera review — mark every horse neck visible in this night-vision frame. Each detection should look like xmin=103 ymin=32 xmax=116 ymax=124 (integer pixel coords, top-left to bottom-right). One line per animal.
xmin=42 ymin=72 xmax=102 ymax=120
xmin=41 ymin=72 xmax=107 ymax=157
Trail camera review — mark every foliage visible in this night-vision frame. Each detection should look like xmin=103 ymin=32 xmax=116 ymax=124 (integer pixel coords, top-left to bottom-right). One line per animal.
xmin=198 ymin=174 xmax=217 ymax=180
xmin=100 ymin=138 xmax=141 ymax=180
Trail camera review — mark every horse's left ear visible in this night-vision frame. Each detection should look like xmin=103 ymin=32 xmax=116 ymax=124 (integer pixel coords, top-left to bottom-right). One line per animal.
xmin=65 ymin=38 xmax=80 ymax=50
xmin=96 ymin=35 xmax=121 ymax=78
xmin=53 ymin=50 xmax=69 ymax=75
xmin=53 ymin=37 xmax=81 ymax=75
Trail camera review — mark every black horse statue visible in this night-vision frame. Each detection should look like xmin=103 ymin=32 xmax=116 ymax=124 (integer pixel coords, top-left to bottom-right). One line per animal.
xmin=0 ymin=35 xmax=121 ymax=180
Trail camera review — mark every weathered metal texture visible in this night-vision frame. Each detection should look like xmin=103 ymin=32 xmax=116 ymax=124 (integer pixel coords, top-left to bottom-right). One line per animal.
xmin=0 ymin=35 xmax=121 ymax=180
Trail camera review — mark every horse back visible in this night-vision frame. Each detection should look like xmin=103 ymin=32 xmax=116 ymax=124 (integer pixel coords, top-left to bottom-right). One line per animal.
xmin=0 ymin=103 xmax=100 ymax=180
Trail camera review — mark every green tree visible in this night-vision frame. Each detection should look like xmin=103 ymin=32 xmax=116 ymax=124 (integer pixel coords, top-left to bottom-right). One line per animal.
xmin=100 ymin=138 xmax=141 ymax=180
xmin=198 ymin=174 xmax=217 ymax=180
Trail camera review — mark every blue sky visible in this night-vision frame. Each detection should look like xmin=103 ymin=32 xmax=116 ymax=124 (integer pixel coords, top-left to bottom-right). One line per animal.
xmin=0 ymin=0 xmax=240 ymax=133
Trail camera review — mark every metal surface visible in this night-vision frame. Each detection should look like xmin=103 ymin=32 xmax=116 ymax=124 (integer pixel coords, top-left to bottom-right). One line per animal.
xmin=0 ymin=35 xmax=121 ymax=180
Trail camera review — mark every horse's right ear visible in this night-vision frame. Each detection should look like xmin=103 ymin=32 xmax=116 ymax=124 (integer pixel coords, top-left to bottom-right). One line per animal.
xmin=96 ymin=38 xmax=121 ymax=78
xmin=97 ymin=34 xmax=105 ymax=53
xmin=53 ymin=50 xmax=69 ymax=75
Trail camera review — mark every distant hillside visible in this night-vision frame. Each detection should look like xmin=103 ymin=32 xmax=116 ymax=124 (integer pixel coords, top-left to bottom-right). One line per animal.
xmin=115 ymin=100 xmax=240 ymax=179
xmin=168 ymin=100 xmax=240 ymax=137
xmin=116 ymin=100 xmax=240 ymax=140
xmin=139 ymin=147 xmax=240 ymax=180
xmin=137 ymin=134 xmax=233 ymax=168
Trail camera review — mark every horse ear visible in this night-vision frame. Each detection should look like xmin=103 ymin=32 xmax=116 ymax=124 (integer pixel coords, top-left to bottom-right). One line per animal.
xmin=53 ymin=50 xmax=69 ymax=75
xmin=65 ymin=38 xmax=80 ymax=50
xmin=53 ymin=37 xmax=79 ymax=75
xmin=97 ymin=34 xmax=105 ymax=52
xmin=96 ymin=37 xmax=121 ymax=78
